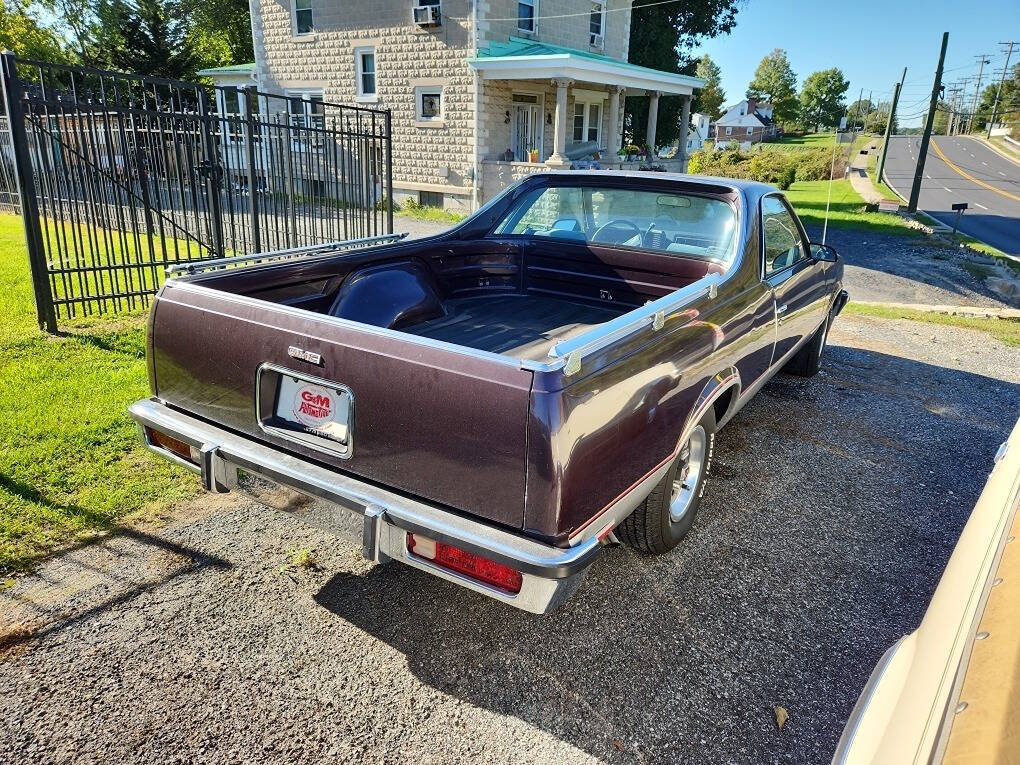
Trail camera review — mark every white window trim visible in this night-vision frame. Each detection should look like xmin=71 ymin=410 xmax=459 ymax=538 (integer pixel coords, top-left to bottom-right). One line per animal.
xmin=746 ymin=126 xmax=753 ymax=136
xmin=414 ymin=85 xmax=444 ymax=127
xmin=285 ymin=88 xmax=325 ymax=150
xmin=354 ymin=46 xmax=377 ymax=103
xmin=291 ymin=0 xmax=314 ymax=37
xmin=725 ymin=126 xmax=733 ymax=136
xmin=589 ymin=0 xmax=606 ymax=47
xmin=517 ymin=0 xmax=537 ymax=35
xmin=571 ymin=91 xmax=606 ymax=146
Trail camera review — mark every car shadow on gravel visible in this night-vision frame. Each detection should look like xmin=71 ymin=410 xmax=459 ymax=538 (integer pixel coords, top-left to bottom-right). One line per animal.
xmin=313 ymin=343 xmax=1018 ymax=764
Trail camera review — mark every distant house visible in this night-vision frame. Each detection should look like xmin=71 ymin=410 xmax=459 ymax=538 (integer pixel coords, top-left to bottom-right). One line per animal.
xmin=686 ymin=112 xmax=710 ymax=153
xmin=711 ymin=99 xmax=779 ymax=148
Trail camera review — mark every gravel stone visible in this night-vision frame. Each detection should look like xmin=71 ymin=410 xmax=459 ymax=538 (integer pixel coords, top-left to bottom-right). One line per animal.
xmin=2 ymin=312 xmax=1017 ymax=764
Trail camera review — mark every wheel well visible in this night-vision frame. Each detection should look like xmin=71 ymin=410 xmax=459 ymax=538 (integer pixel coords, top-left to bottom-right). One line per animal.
xmin=712 ymin=386 xmax=736 ymax=424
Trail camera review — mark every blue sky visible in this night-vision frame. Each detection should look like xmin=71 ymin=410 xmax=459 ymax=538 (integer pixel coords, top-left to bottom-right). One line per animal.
xmin=692 ymin=0 xmax=1019 ymax=126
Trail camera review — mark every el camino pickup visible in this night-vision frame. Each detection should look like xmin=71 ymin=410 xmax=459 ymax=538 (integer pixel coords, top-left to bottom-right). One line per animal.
xmin=131 ymin=172 xmax=847 ymax=613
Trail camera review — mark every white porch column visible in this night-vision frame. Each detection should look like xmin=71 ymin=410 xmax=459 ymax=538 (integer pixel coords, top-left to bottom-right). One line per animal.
xmin=547 ymin=78 xmax=572 ymax=167
xmin=678 ymin=94 xmax=692 ymax=171
xmin=607 ymin=85 xmax=624 ymax=158
xmin=645 ymin=90 xmax=660 ymax=152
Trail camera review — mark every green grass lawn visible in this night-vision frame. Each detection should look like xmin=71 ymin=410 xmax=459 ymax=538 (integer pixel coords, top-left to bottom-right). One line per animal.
xmin=844 ymin=302 xmax=1020 ymax=347
xmin=785 ymin=179 xmax=919 ymax=236
xmin=773 ymin=133 xmax=836 ymax=148
xmin=0 ymin=214 xmax=198 ymax=575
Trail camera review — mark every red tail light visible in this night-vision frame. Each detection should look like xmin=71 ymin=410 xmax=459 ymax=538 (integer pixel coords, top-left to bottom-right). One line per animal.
xmin=145 ymin=427 xmax=199 ymax=465
xmin=407 ymin=534 xmax=523 ymax=594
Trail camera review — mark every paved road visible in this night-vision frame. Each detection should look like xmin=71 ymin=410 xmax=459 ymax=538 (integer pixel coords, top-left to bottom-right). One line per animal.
xmin=883 ymin=135 xmax=1020 ymax=255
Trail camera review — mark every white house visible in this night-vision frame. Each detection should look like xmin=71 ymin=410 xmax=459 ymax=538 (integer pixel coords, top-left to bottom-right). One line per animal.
xmin=711 ymin=99 xmax=778 ymax=149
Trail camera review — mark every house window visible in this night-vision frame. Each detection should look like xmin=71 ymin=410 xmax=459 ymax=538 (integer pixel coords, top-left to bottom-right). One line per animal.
xmin=415 ymin=87 xmax=442 ymax=122
xmin=419 ymin=191 xmax=444 ymax=208
xmin=518 ymin=0 xmax=536 ymax=33
xmin=355 ymin=47 xmax=376 ymax=100
xmin=746 ymin=126 xmax=753 ymax=136
xmin=589 ymin=0 xmax=605 ymax=46
xmin=286 ymin=90 xmax=325 ymax=148
xmin=725 ymin=126 xmax=733 ymax=136
xmin=572 ymin=100 xmax=602 ymax=144
xmin=293 ymin=0 xmax=313 ymax=35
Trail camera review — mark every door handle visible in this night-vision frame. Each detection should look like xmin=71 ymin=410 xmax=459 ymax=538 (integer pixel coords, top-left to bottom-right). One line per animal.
xmin=776 ymin=303 xmax=789 ymax=316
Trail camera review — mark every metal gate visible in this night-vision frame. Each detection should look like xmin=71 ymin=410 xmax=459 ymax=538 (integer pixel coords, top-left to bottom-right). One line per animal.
xmin=0 ymin=54 xmax=393 ymax=331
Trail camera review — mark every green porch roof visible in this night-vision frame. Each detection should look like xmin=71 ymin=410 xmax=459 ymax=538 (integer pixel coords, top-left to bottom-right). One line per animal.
xmin=196 ymin=63 xmax=256 ymax=76
xmin=470 ymin=37 xmax=703 ymax=95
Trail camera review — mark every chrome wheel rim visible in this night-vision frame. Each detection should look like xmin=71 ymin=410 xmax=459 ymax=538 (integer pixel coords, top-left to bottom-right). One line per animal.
xmin=669 ymin=425 xmax=707 ymax=523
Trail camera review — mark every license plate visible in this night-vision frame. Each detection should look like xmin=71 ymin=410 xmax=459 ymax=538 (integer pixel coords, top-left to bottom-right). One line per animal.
xmin=275 ymin=375 xmax=352 ymax=446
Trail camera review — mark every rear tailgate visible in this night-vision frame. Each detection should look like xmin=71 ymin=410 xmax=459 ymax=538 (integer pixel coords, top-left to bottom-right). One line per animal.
xmin=149 ymin=279 xmax=533 ymax=529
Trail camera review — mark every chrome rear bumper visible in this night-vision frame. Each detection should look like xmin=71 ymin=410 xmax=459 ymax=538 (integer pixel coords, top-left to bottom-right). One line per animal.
xmin=130 ymin=398 xmax=599 ymax=613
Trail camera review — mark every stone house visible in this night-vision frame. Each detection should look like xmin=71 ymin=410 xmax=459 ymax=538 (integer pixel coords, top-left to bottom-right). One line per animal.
xmin=198 ymin=0 xmax=703 ymax=212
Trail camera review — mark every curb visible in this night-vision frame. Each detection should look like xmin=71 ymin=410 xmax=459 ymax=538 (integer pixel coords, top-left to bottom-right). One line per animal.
xmin=853 ymin=300 xmax=1020 ymax=320
xmin=974 ymin=136 xmax=1020 ymax=169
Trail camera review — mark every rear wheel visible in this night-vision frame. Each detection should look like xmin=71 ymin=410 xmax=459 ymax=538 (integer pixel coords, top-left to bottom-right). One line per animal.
xmin=618 ymin=408 xmax=716 ymax=555
xmin=784 ymin=312 xmax=831 ymax=377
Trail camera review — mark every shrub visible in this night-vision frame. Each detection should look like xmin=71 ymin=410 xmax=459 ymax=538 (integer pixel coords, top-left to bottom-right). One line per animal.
xmin=793 ymin=146 xmax=846 ymax=182
xmin=748 ymin=147 xmax=795 ymax=189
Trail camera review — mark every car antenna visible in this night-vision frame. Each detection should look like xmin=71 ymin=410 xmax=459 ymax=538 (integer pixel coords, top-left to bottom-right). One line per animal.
xmin=822 ymin=124 xmax=840 ymax=246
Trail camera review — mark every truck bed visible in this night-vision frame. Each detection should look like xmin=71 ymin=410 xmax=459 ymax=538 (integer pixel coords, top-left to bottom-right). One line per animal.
xmin=402 ymin=294 xmax=625 ymax=361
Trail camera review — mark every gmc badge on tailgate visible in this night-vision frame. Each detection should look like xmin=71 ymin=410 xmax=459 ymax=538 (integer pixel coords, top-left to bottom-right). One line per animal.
xmin=287 ymin=346 xmax=323 ymax=366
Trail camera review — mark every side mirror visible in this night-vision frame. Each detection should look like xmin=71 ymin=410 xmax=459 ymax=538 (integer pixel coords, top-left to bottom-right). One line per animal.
xmin=810 ymin=243 xmax=839 ymax=262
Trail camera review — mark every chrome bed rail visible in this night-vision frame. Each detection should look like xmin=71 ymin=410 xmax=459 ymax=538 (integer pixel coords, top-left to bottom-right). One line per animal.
xmin=166 ymin=233 xmax=409 ymax=277
xmin=546 ymin=273 xmax=722 ymax=375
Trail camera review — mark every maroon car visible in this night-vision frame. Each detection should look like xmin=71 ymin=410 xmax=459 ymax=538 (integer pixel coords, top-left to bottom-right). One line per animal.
xmin=131 ymin=171 xmax=847 ymax=613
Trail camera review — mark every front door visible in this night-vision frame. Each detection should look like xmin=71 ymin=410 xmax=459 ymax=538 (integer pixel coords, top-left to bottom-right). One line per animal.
xmin=512 ymin=94 xmax=542 ymax=162
xmin=761 ymin=194 xmax=828 ymax=361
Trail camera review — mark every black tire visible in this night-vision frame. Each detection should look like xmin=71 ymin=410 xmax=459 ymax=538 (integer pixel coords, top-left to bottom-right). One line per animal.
xmin=617 ymin=407 xmax=716 ymax=555
xmin=784 ymin=312 xmax=831 ymax=377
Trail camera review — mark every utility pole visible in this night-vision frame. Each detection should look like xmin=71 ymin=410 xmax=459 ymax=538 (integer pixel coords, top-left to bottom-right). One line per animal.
xmin=968 ymin=55 xmax=991 ymax=134
xmin=987 ymin=41 xmax=1016 ymax=137
xmin=876 ymin=67 xmax=906 ymax=185
xmin=909 ymin=32 xmax=949 ymax=214
xmin=946 ymin=83 xmax=964 ymax=135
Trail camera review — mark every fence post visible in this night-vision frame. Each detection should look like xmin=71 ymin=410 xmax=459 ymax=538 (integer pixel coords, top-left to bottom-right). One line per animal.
xmin=0 ymin=53 xmax=56 ymax=332
xmin=385 ymin=109 xmax=393 ymax=235
xmin=241 ymin=86 xmax=261 ymax=254
xmin=197 ymin=87 xmax=225 ymax=257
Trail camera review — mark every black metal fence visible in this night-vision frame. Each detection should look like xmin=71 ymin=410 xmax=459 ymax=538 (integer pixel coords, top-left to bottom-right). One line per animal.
xmin=0 ymin=54 xmax=393 ymax=331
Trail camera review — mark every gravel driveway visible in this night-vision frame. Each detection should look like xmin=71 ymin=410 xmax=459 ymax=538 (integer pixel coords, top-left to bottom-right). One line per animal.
xmin=806 ymin=228 xmax=1015 ymax=309
xmin=3 ymin=312 xmax=1018 ymax=764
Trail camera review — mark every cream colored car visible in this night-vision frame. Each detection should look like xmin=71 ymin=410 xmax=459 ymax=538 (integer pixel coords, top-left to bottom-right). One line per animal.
xmin=833 ymin=417 xmax=1020 ymax=764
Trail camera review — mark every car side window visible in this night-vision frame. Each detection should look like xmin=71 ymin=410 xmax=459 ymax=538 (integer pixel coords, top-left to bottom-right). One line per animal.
xmin=761 ymin=195 xmax=808 ymax=276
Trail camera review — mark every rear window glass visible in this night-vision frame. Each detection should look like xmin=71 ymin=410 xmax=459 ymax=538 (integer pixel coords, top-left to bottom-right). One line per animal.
xmin=493 ymin=185 xmax=738 ymax=262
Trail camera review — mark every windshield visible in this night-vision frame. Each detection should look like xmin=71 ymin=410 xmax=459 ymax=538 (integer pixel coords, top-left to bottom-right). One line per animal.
xmin=494 ymin=185 xmax=738 ymax=263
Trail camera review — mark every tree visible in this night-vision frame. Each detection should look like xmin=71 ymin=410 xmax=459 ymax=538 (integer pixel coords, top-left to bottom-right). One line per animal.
xmin=798 ymin=68 xmax=848 ymax=130
xmin=0 ymin=0 xmax=71 ymax=62
xmin=975 ymin=62 xmax=1020 ymax=130
xmin=846 ymin=98 xmax=874 ymax=130
xmin=184 ymin=0 xmax=254 ymax=67
xmin=93 ymin=0 xmax=197 ymax=80
xmin=746 ymin=49 xmax=798 ymax=126
xmin=693 ymin=54 xmax=725 ymax=120
xmin=932 ymin=100 xmax=951 ymax=135
xmin=625 ymin=0 xmax=740 ymax=148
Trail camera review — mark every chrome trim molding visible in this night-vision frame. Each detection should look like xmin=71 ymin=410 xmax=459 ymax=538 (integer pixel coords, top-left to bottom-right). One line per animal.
xmin=166 ymin=233 xmax=409 ymax=277
xmin=831 ymin=637 xmax=907 ymax=765
xmin=130 ymin=398 xmax=600 ymax=613
xmin=548 ymin=273 xmax=723 ymax=364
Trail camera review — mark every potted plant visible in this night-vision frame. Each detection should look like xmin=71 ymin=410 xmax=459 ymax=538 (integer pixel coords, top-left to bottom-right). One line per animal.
xmin=527 ymin=146 xmax=540 ymax=163
xmin=620 ymin=144 xmax=642 ymax=162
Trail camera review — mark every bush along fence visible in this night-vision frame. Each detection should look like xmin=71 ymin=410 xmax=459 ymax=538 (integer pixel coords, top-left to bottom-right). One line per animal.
xmin=0 ymin=54 xmax=393 ymax=331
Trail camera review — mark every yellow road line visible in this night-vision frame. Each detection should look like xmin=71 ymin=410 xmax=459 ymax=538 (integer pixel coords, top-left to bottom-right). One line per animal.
xmin=931 ymin=138 xmax=1020 ymax=203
